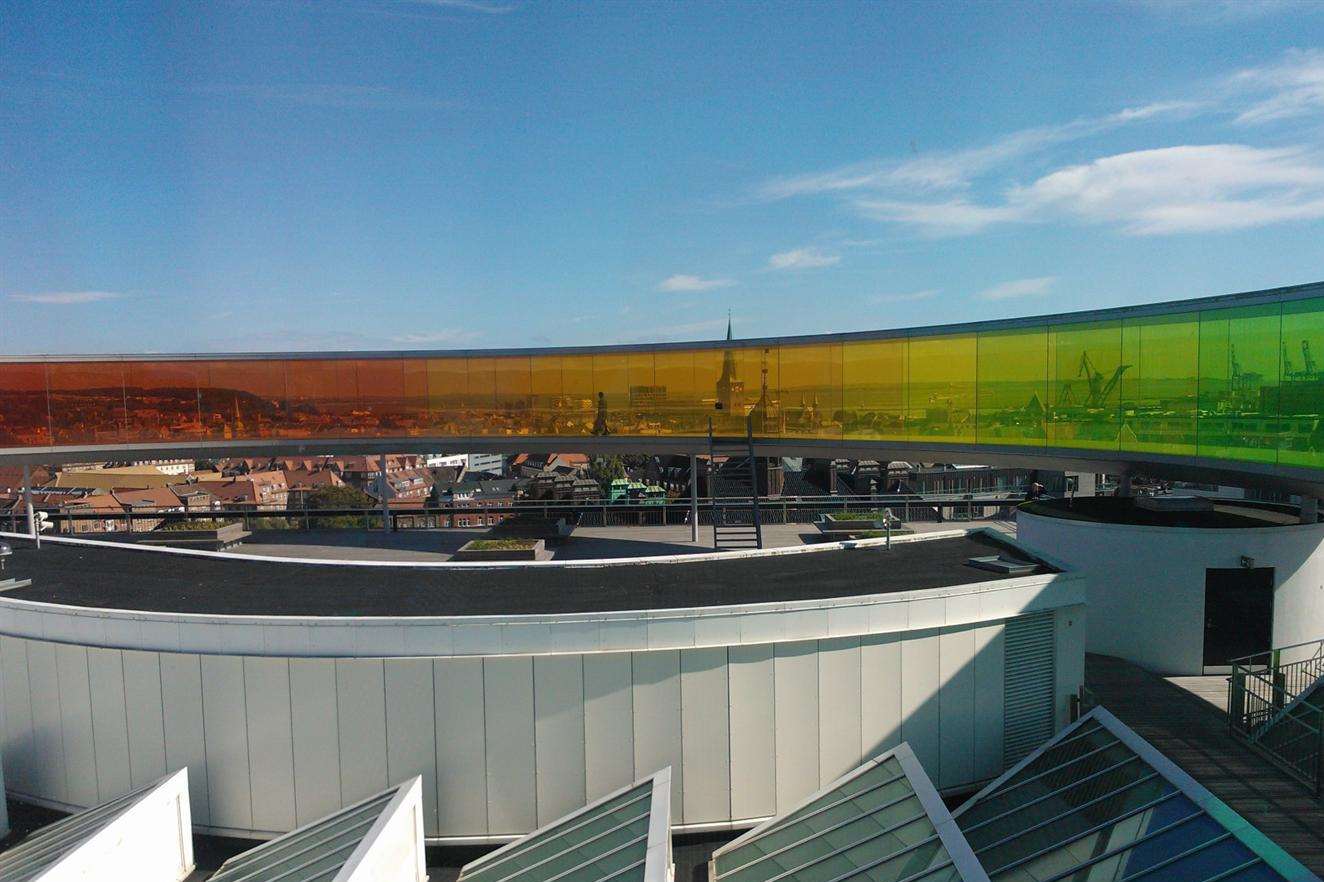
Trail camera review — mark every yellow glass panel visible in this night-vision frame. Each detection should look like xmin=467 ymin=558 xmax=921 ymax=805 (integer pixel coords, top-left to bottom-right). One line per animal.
xmin=1197 ymin=305 xmax=1280 ymax=464
xmin=843 ymin=339 xmax=907 ymax=442
xmin=530 ymin=355 xmax=564 ymax=435
xmin=976 ymin=327 xmax=1048 ymax=447
xmin=561 ymin=354 xmax=596 ymax=437
xmin=779 ymin=343 xmax=842 ymax=440
xmin=1047 ymin=321 xmax=1123 ymax=451
xmin=493 ymin=355 xmax=532 ymax=436
xmin=907 ymin=334 xmax=976 ymax=444
xmin=592 ymin=353 xmax=629 ymax=436
xmin=1120 ymin=313 xmax=1199 ymax=456
xmin=1278 ymin=297 xmax=1324 ymax=470
xmin=654 ymin=349 xmax=699 ymax=435
xmin=626 ymin=352 xmax=661 ymax=435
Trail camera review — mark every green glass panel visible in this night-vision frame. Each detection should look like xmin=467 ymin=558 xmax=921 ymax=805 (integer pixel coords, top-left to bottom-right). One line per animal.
xmin=976 ymin=326 xmax=1048 ymax=447
xmin=1197 ymin=304 xmax=1281 ymax=465
xmin=1047 ymin=321 xmax=1124 ymax=451
xmin=908 ymin=334 xmax=976 ymax=445
xmin=1277 ymin=297 xmax=1324 ymax=470
xmin=1119 ymin=313 xmax=1199 ymax=456
xmin=843 ymin=339 xmax=907 ymax=442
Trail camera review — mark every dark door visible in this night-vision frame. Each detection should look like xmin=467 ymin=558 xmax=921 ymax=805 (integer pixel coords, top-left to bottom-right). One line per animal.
xmin=1204 ymin=567 xmax=1275 ymax=668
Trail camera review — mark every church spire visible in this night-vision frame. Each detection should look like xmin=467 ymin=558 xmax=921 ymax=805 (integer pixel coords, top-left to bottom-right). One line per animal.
xmin=726 ymin=310 xmax=733 ymax=341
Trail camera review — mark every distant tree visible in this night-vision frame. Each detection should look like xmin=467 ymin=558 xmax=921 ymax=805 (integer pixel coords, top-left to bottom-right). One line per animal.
xmin=306 ymin=485 xmax=375 ymax=510
xmin=587 ymin=455 xmax=626 ymax=494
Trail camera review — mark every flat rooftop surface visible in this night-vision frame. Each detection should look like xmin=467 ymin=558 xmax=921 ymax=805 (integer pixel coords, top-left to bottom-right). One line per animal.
xmin=1020 ymin=496 xmax=1304 ymax=528
xmin=0 ymin=532 xmax=1046 ymax=617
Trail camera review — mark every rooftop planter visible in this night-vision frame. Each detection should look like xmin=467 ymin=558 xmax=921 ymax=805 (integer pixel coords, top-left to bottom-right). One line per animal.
xmin=451 ymin=538 xmax=551 ymax=562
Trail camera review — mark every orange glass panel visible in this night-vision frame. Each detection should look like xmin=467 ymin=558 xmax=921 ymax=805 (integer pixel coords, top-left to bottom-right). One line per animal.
xmin=626 ymin=353 xmax=661 ymax=435
xmin=907 ymin=334 xmax=976 ymax=444
xmin=466 ymin=357 xmax=497 ymax=435
xmin=201 ymin=360 xmax=287 ymax=440
xmin=779 ymin=343 xmax=842 ymax=440
xmin=47 ymin=362 xmax=127 ymax=445
xmin=530 ymin=355 xmax=563 ymax=435
xmin=402 ymin=359 xmax=429 ymax=437
xmin=285 ymin=360 xmax=355 ymax=437
xmin=975 ymin=327 xmax=1048 ymax=447
xmin=425 ymin=358 xmax=467 ymax=435
xmin=354 ymin=359 xmax=411 ymax=437
xmin=124 ymin=361 xmax=204 ymax=443
xmin=0 ymin=363 xmax=51 ymax=447
xmin=493 ymin=356 xmax=532 ymax=436
xmin=843 ymin=339 xmax=906 ymax=442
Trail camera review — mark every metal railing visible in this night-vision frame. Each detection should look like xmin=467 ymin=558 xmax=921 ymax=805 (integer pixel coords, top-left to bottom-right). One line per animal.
xmin=1228 ymin=638 xmax=1324 ymax=798
xmin=3 ymin=492 xmax=1025 ymax=537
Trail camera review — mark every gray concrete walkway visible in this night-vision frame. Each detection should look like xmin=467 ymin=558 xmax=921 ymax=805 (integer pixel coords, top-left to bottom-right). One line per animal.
xmin=222 ymin=520 xmax=1003 ymax=562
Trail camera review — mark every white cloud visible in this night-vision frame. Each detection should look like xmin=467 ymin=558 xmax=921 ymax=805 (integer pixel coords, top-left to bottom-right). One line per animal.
xmin=869 ymin=289 xmax=940 ymax=304
xmin=856 ymin=144 xmax=1324 ymax=236
xmin=407 ymin=0 xmax=517 ymax=13
xmin=10 ymin=290 xmax=124 ymax=304
xmin=979 ymin=277 xmax=1057 ymax=301
xmin=767 ymin=247 xmax=841 ymax=270
xmin=757 ymin=101 xmax=1197 ymax=199
xmin=657 ymin=274 xmax=735 ymax=292
xmin=1230 ymin=48 xmax=1324 ymax=125
xmin=393 ymin=330 xmax=482 ymax=345
xmin=1011 ymin=144 xmax=1324 ymax=234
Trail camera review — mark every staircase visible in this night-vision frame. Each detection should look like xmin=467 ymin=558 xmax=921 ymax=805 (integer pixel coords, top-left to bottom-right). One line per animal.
xmin=707 ymin=415 xmax=763 ymax=550
xmin=1230 ymin=639 xmax=1324 ymax=798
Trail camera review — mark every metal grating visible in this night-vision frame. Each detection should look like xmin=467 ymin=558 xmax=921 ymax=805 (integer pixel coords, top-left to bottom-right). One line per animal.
xmin=1003 ymin=610 xmax=1057 ymax=768
xmin=953 ymin=706 xmax=1320 ymax=882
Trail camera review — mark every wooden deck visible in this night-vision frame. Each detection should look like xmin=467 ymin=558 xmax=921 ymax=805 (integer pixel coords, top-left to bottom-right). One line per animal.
xmin=1085 ymin=654 xmax=1324 ymax=877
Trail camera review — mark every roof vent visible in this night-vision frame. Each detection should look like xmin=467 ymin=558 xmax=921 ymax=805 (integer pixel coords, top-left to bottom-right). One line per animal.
xmin=1135 ymin=495 xmax=1213 ymax=512
xmin=966 ymin=554 xmax=1038 ymax=575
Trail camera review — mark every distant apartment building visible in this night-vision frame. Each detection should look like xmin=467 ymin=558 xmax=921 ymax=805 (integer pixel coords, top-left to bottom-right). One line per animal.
xmin=465 ymin=452 xmax=505 ymax=475
xmin=192 ymin=471 xmax=290 ymax=511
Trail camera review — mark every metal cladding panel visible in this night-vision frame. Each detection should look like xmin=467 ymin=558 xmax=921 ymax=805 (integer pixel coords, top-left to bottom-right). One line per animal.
xmin=727 ymin=643 xmax=775 ymax=822
xmin=386 ymin=658 xmax=440 ymax=832
xmin=435 ymin=657 xmax=488 ymax=836
xmin=632 ymin=649 xmax=684 ymax=814
xmin=160 ymin=652 xmax=209 ymax=825
xmin=0 ymin=637 xmax=36 ymax=793
xmin=484 ymin=656 xmax=537 ymax=834
xmin=582 ymin=652 xmax=635 ymax=802
xmin=290 ymin=658 xmax=343 ymax=826
xmin=55 ymin=643 xmax=98 ymax=807
xmin=860 ymin=633 xmax=902 ymax=759
xmin=533 ymin=655 xmax=586 ymax=826
xmin=938 ymin=627 xmax=977 ymax=790
xmin=25 ymin=640 xmax=66 ymax=804
xmin=816 ymin=636 xmax=862 ymax=785
xmin=201 ymin=654 xmax=252 ymax=830
xmin=900 ymin=630 xmax=942 ymax=783
xmin=243 ymin=656 xmax=297 ymax=832
xmin=336 ymin=658 xmax=389 ymax=805
xmin=972 ymin=624 xmax=1006 ymax=782
xmin=86 ymin=646 xmax=132 ymax=803
xmin=121 ymin=650 xmax=168 ymax=789
xmin=1002 ymin=611 xmax=1056 ymax=768
xmin=773 ymin=641 xmax=819 ymax=813
xmin=680 ymin=646 xmax=731 ymax=824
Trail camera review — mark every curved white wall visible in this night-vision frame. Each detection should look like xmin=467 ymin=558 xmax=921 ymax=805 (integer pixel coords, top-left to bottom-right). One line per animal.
xmin=0 ymin=570 xmax=1085 ymax=844
xmin=1018 ymin=510 xmax=1324 ymax=675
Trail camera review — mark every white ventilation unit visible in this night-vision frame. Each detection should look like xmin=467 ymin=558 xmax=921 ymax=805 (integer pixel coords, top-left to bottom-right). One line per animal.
xmin=1002 ymin=610 xmax=1056 ymax=768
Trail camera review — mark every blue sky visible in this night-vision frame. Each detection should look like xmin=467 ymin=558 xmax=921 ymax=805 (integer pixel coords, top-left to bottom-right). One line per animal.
xmin=3 ymin=0 xmax=1324 ymax=354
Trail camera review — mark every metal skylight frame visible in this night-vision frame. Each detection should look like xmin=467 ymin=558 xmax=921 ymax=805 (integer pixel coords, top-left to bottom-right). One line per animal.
xmin=951 ymin=706 xmax=1321 ymax=882
xmin=710 ymin=742 xmax=989 ymax=882
xmin=208 ymin=776 xmax=426 ymax=882
xmin=457 ymin=767 xmax=673 ymax=882
xmin=0 ymin=768 xmax=193 ymax=882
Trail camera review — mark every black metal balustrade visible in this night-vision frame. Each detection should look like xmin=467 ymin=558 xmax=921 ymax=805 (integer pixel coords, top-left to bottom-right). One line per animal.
xmin=1229 ymin=638 xmax=1324 ymax=798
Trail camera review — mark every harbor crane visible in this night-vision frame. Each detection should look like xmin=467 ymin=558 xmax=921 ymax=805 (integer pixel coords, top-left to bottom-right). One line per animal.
xmin=1061 ymin=351 xmax=1130 ymax=408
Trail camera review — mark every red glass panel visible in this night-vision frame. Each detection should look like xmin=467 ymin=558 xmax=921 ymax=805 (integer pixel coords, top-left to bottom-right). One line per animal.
xmin=0 ymin=363 xmax=51 ymax=447
xmin=200 ymin=360 xmax=288 ymax=440
xmin=47 ymin=362 xmax=126 ymax=445
xmin=125 ymin=361 xmax=204 ymax=443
